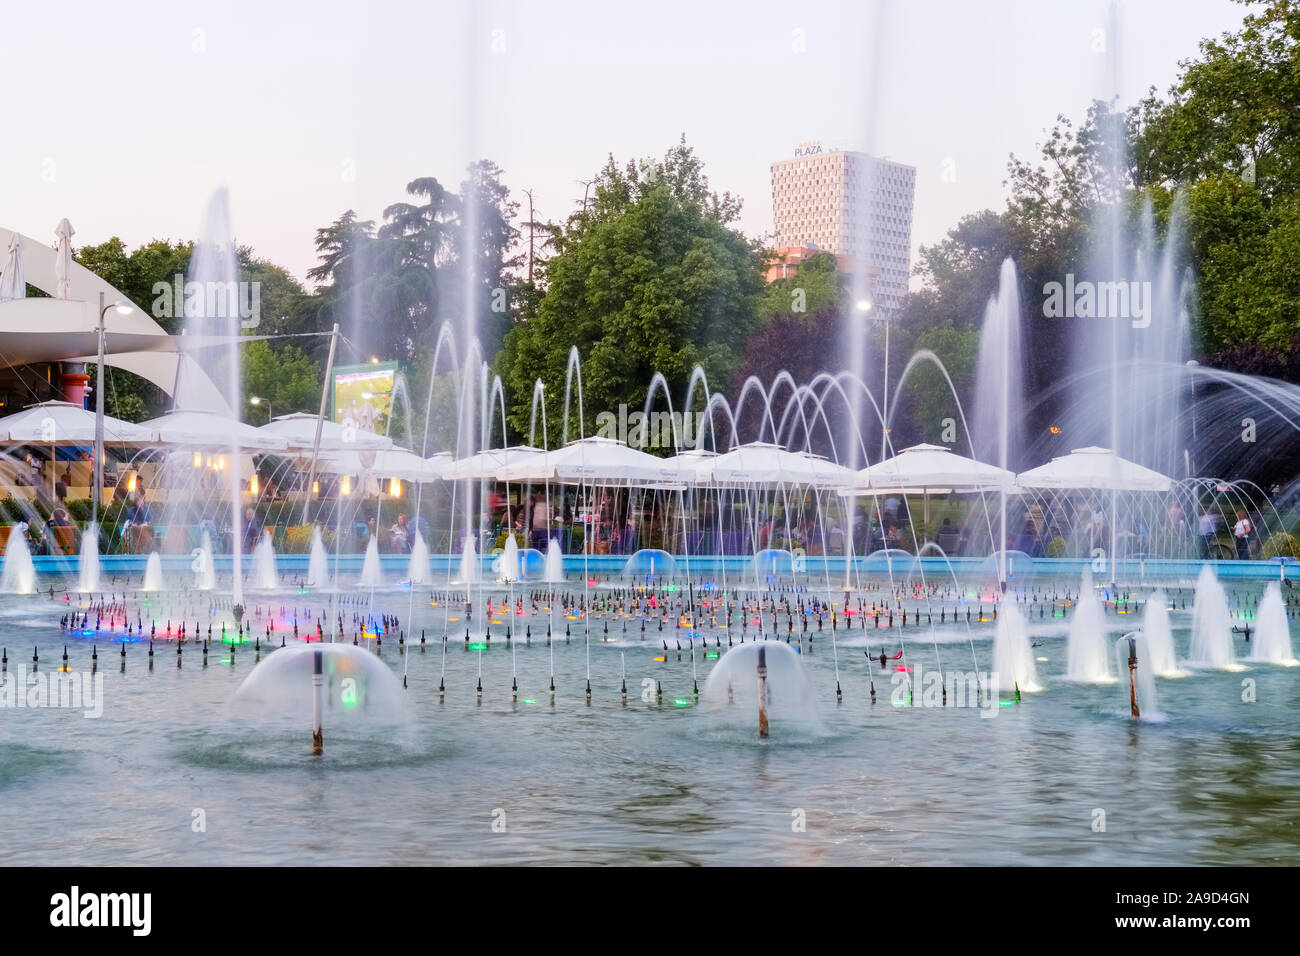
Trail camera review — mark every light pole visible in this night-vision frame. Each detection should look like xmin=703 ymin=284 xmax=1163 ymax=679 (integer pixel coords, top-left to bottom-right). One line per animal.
xmin=93 ymin=295 xmax=133 ymax=527
xmin=249 ymin=395 xmax=273 ymax=424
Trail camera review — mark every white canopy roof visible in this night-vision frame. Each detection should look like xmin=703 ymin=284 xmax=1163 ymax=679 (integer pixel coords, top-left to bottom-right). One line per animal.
xmin=141 ymin=409 xmax=288 ymax=452
xmin=0 ymin=224 xmax=230 ymax=415
xmin=258 ymin=411 xmax=393 ymax=453
xmin=316 ymin=447 xmax=444 ymax=482
xmin=844 ymin=443 xmax=1015 ymax=495
xmin=707 ymin=441 xmax=854 ymax=489
xmin=0 ymin=400 xmax=156 ymax=445
xmin=442 ymin=445 xmax=545 ymax=482
xmin=1016 ymin=446 xmax=1172 ymax=492
xmin=499 ymin=436 xmax=677 ymax=485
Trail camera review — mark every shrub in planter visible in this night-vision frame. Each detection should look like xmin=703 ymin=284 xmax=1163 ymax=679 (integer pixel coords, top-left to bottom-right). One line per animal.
xmin=1261 ymin=531 xmax=1300 ymax=560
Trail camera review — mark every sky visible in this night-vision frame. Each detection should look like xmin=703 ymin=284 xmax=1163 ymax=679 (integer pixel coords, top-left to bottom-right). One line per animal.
xmin=0 ymin=0 xmax=1253 ymax=289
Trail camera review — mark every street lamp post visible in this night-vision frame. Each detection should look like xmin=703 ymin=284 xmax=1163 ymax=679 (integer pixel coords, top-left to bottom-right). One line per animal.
xmin=250 ymin=395 xmax=273 ymax=424
xmin=93 ymin=294 xmax=133 ymax=527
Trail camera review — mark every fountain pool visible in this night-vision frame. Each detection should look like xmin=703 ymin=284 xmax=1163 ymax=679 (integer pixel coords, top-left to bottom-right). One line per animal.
xmin=1 ymin=562 xmax=1296 ymax=865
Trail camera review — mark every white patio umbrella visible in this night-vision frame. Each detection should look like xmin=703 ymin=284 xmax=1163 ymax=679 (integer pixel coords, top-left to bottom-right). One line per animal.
xmin=142 ymin=409 xmax=289 ymax=452
xmin=0 ymin=400 xmax=157 ymax=498
xmin=848 ymin=443 xmax=1016 ymax=493
xmin=499 ymin=436 xmax=677 ymax=485
xmin=441 ymin=445 xmax=545 ymax=482
xmin=0 ymin=234 xmax=25 ymax=301
xmin=317 ymin=447 xmax=442 ymax=482
xmin=258 ymin=411 xmax=393 ymax=453
xmin=843 ymin=442 xmax=1016 ymax=522
xmin=0 ymin=400 xmax=155 ymax=445
xmin=662 ymin=448 xmax=718 ymax=486
xmin=53 ymin=219 xmax=75 ymax=299
xmin=708 ymin=441 xmax=854 ymax=489
xmin=1016 ymin=446 xmax=1172 ymax=492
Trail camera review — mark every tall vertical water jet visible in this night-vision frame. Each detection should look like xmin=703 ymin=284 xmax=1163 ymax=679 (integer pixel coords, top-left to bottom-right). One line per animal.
xmin=1066 ymin=573 xmax=1113 ymax=682
xmin=142 ymin=552 xmax=163 ymax=592
xmin=78 ymin=521 xmax=101 ymax=592
xmin=1188 ymin=566 xmax=1238 ymax=669
xmin=179 ymin=188 xmax=245 ymax=607
xmin=499 ymin=534 xmax=519 ymax=585
xmin=307 ymin=526 xmax=330 ymax=588
xmin=195 ymin=530 xmax=216 ymax=590
xmin=1249 ymin=582 xmax=1297 ymax=665
xmin=1141 ymin=589 xmax=1185 ymax=677
xmin=456 ymin=536 xmax=479 ymax=584
xmin=972 ymin=259 xmax=1023 ymax=583
xmin=1 ymin=531 xmax=36 ymax=594
xmin=252 ymin=533 xmax=278 ymax=589
xmin=545 ymin=538 xmax=564 ymax=584
xmin=358 ymin=536 xmax=381 ymax=587
xmin=407 ymin=532 xmax=429 ymax=585
xmin=992 ymin=604 xmax=1040 ymax=693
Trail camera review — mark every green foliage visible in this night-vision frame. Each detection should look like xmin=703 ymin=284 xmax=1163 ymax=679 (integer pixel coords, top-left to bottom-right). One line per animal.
xmin=896 ymin=322 xmax=982 ymax=442
xmin=759 ymin=251 xmax=845 ymax=318
xmin=498 ymin=138 xmax=764 ymax=442
xmin=75 ymin=237 xmax=193 ymax=333
xmin=283 ymin=524 xmax=335 ymax=554
xmin=107 ymin=391 xmax=149 ymax=423
xmin=242 ymin=340 xmax=321 ymax=418
xmin=1261 ymin=530 xmax=1300 ymax=559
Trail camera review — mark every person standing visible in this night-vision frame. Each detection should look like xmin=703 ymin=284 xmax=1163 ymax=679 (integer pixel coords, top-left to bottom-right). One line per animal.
xmin=1233 ymin=508 xmax=1253 ymax=560
xmin=1198 ymin=506 xmax=1217 ymax=558
xmin=530 ymin=492 xmax=549 ymax=552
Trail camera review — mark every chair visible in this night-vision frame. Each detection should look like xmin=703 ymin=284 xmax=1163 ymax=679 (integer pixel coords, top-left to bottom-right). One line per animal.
xmin=51 ymin=525 xmax=77 ymax=556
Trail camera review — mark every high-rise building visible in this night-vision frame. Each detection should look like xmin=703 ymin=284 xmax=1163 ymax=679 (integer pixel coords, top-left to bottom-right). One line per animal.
xmin=770 ymin=148 xmax=916 ymax=315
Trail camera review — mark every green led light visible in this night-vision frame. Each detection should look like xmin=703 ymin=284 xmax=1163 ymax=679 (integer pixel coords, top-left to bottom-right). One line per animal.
xmin=522 ymin=698 xmax=536 ymax=704
xmin=999 ymin=700 xmax=1016 ymax=706
xmin=467 ymin=642 xmax=488 ymax=650
xmin=673 ymin=698 xmax=691 ymax=706
xmin=706 ymin=652 xmax=719 ymax=659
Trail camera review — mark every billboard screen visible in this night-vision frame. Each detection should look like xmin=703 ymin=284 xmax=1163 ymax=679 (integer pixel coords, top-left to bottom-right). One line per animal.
xmin=331 ymin=362 xmax=399 ymax=437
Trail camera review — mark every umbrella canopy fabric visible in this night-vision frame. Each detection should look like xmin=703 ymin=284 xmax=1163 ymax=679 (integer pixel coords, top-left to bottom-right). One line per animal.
xmin=845 ymin=443 xmax=1015 ymax=495
xmin=1016 ymin=446 xmax=1172 ymax=492
xmin=142 ymin=409 xmax=289 ymax=452
xmin=0 ymin=400 xmax=156 ymax=445
xmin=316 ymin=447 xmax=442 ymax=482
xmin=53 ymin=219 xmax=75 ymax=299
xmin=441 ymin=446 xmax=545 ymax=482
xmin=0 ymin=234 xmax=25 ymax=301
xmin=662 ymin=448 xmax=719 ymax=487
xmin=258 ymin=411 xmax=393 ymax=453
xmin=499 ymin=436 xmax=677 ymax=485
xmin=707 ymin=441 xmax=854 ymax=489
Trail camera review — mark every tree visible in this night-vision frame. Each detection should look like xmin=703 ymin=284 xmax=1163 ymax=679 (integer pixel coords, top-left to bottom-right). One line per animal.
xmin=497 ymin=139 xmax=764 ymax=444
xmin=241 ymin=339 xmax=321 ymax=420
xmin=758 ymin=251 xmax=845 ymax=319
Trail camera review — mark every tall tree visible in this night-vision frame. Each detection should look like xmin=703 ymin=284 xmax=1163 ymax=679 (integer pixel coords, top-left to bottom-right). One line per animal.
xmin=498 ymin=138 xmax=763 ymax=444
